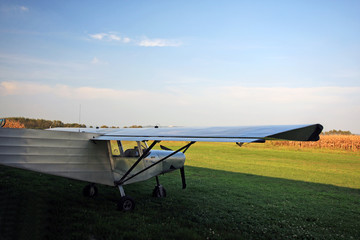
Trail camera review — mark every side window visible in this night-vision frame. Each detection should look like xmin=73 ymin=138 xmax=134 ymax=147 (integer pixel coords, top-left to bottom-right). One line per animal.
xmin=120 ymin=141 xmax=140 ymax=158
xmin=110 ymin=140 xmax=121 ymax=156
xmin=109 ymin=141 xmax=148 ymax=158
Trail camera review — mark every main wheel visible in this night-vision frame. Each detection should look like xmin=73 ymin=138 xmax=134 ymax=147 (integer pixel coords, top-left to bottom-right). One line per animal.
xmin=83 ymin=184 xmax=98 ymax=197
xmin=117 ymin=196 xmax=135 ymax=211
xmin=152 ymin=185 xmax=167 ymax=198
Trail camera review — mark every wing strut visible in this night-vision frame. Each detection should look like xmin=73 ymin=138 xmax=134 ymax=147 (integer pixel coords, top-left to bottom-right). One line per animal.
xmin=115 ymin=141 xmax=196 ymax=186
xmin=116 ymin=140 xmax=160 ymax=185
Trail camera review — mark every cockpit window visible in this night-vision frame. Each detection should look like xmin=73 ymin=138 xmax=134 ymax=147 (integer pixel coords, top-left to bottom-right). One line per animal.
xmin=110 ymin=140 xmax=146 ymax=158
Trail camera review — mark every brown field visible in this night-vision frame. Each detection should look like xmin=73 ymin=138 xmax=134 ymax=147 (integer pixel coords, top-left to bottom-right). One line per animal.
xmin=269 ymin=135 xmax=360 ymax=151
xmin=3 ymin=119 xmax=25 ymax=128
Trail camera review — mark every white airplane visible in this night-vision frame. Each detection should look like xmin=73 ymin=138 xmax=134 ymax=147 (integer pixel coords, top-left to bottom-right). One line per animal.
xmin=0 ymin=122 xmax=323 ymax=211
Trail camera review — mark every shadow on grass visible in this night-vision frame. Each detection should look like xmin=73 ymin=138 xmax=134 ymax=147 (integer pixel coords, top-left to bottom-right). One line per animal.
xmin=0 ymin=165 xmax=359 ymax=240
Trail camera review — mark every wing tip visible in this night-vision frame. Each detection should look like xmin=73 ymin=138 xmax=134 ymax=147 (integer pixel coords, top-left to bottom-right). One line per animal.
xmin=307 ymin=124 xmax=323 ymax=141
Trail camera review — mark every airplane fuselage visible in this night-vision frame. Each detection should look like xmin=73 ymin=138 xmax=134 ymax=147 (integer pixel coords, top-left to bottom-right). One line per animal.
xmin=0 ymin=128 xmax=185 ymax=186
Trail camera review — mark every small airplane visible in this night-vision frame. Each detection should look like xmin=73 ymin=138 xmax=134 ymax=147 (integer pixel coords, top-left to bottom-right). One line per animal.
xmin=0 ymin=121 xmax=323 ymax=211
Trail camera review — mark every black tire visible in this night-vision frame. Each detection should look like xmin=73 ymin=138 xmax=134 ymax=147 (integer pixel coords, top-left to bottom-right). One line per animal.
xmin=152 ymin=185 xmax=167 ymax=198
xmin=83 ymin=184 xmax=98 ymax=197
xmin=117 ymin=196 xmax=135 ymax=211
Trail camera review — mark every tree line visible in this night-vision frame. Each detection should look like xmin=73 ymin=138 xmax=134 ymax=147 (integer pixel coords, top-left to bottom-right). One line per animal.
xmin=1 ymin=117 xmax=144 ymax=129
xmin=3 ymin=117 xmax=86 ymax=129
xmin=324 ymin=129 xmax=352 ymax=135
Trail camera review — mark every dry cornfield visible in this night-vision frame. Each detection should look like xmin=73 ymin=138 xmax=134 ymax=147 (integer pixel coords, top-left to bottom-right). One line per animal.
xmin=269 ymin=135 xmax=360 ymax=151
xmin=3 ymin=119 xmax=25 ymax=128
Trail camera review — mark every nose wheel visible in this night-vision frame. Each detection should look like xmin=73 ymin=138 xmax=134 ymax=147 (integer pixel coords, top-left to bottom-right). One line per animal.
xmin=153 ymin=185 xmax=167 ymax=197
xmin=153 ymin=176 xmax=167 ymax=197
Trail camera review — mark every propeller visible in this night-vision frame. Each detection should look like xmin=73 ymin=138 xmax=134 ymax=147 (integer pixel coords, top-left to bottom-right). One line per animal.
xmin=160 ymin=144 xmax=187 ymax=189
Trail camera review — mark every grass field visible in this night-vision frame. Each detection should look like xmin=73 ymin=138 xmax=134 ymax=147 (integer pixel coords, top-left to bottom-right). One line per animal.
xmin=1 ymin=142 xmax=359 ymax=239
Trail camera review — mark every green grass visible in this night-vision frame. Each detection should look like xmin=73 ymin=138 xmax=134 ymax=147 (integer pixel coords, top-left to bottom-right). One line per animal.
xmin=1 ymin=142 xmax=359 ymax=239
xmin=182 ymin=142 xmax=360 ymax=189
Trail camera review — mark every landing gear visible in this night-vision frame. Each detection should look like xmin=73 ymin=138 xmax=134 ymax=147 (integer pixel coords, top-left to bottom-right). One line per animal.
xmin=117 ymin=185 xmax=135 ymax=212
xmin=112 ymin=141 xmax=195 ymax=211
xmin=83 ymin=183 xmax=98 ymax=197
xmin=153 ymin=185 xmax=167 ymax=198
xmin=117 ymin=196 xmax=135 ymax=211
xmin=153 ymin=176 xmax=167 ymax=198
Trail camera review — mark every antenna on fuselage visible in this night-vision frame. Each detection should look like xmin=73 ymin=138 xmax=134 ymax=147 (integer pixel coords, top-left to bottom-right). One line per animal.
xmin=79 ymin=104 xmax=81 ymax=125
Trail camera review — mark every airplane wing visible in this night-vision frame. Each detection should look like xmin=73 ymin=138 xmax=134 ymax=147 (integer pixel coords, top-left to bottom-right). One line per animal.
xmin=50 ymin=124 xmax=323 ymax=143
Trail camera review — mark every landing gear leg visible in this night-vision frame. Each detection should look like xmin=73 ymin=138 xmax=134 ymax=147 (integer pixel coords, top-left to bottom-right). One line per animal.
xmin=117 ymin=185 xmax=135 ymax=211
xmin=153 ymin=176 xmax=167 ymax=198
xmin=83 ymin=183 xmax=98 ymax=197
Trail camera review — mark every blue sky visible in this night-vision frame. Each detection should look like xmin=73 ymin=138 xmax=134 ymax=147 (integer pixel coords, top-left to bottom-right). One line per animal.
xmin=0 ymin=1 xmax=359 ymax=133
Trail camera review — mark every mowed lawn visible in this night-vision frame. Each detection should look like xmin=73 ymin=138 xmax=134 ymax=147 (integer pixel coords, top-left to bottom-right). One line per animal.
xmin=1 ymin=142 xmax=359 ymax=239
xmin=182 ymin=142 xmax=360 ymax=189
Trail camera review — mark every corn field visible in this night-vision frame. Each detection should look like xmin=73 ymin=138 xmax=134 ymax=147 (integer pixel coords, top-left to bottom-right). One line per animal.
xmin=269 ymin=135 xmax=360 ymax=151
xmin=3 ymin=119 xmax=25 ymax=128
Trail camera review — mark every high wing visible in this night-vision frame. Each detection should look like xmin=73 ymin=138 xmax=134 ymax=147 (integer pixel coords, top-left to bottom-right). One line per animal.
xmin=50 ymin=124 xmax=323 ymax=143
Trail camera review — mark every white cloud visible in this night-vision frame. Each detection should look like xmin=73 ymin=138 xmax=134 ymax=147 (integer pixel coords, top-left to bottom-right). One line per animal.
xmin=216 ymin=86 xmax=347 ymax=104
xmin=89 ymin=33 xmax=107 ymax=40
xmin=0 ymin=81 xmax=154 ymax=100
xmin=88 ymin=32 xmax=181 ymax=47
xmin=90 ymin=57 xmax=108 ymax=65
xmin=1 ymin=5 xmax=29 ymax=13
xmin=2 ymin=81 xmax=358 ymax=104
xmin=0 ymin=81 xmax=17 ymax=95
xmin=123 ymin=37 xmax=131 ymax=43
xmin=0 ymin=81 xmax=52 ymax=96
xmin=91 ymin=57 xmax=99 ymax=64
xmin=19 ymin=6 xmax=29 ymax=12
xmin=138 ymin=38 xmax=182 ymax=47
xmin=89 ymin=32 xmax=129 ymax=43
xmin=108 ymin=34 xmax=121 ymax=41
xmin=0 ymin=53 xmax=86 ymax=69
xmin=1 ymin=81 xmax=359 ymax=132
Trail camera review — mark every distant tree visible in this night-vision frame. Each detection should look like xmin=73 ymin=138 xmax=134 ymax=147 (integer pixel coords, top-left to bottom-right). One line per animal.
xmin=51 ymin=120 xmax=64 ymax=128
xmin=324 ymin=129 xmax=352 ymax=135
xmin=3 ymin=117 xmax=85 ymax=129
xmin=124 ymin=125 xmax=143 ymax=128
xmin=64 ymin=123 xmax=86 ymax=128
xmin=100 ymin=125 xmax=109 ymax=128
